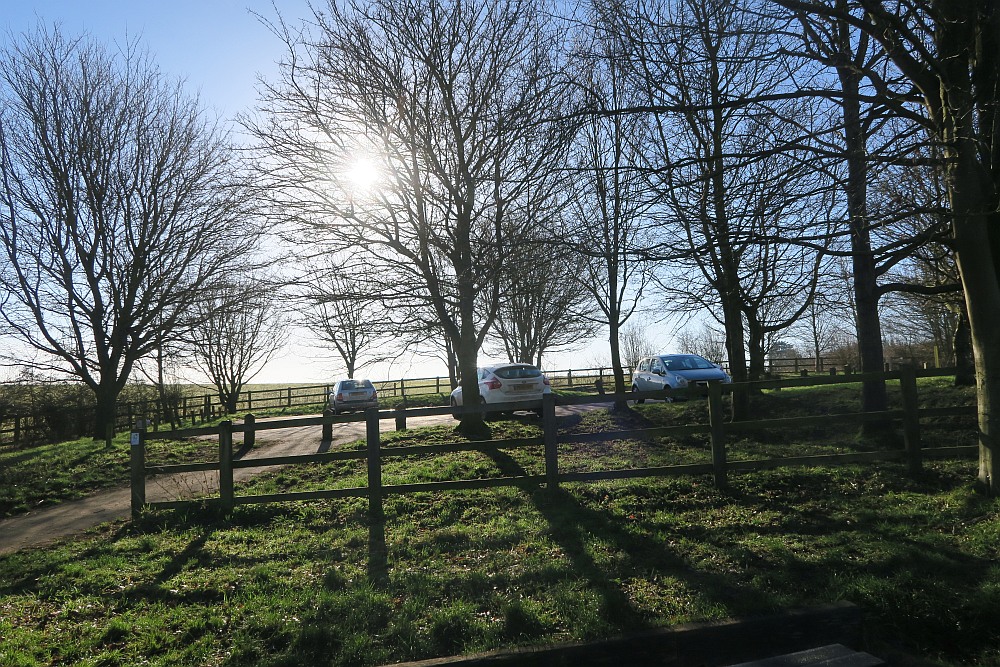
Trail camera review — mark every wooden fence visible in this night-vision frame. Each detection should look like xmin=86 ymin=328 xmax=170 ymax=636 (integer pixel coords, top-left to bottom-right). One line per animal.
xmin=1 ymin=367 xmax=630 ymax=448
xmin=129 ymin=367 xmax=976 ymax=520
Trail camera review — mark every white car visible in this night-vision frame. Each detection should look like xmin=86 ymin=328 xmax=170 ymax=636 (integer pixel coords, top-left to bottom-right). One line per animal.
xmin=450 ymin=363 xmax=551 ymax=419
xmin=631 ymin=354 xmax=731 ymax=402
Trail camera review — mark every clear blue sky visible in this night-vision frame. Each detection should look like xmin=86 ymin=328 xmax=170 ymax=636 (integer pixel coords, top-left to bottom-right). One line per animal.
xmin=3 ymin=0 xmax=309 ymax=120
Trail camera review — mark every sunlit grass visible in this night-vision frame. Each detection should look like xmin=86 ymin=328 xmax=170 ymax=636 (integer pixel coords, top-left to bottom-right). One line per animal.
xmin=1 ymin=447 xmax=996 ymax=665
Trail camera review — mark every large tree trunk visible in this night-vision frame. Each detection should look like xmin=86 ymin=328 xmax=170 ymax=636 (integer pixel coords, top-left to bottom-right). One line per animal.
xmin=838 ymin=33 xmax=887 ymax=418
xmin=935 ymin=0 xmax=1000 ymax=495
xmin=722 ymin=294 xmax=750 ymax=420
xmin=454 ymin=282 xmax=486 ymax=433
xmin=746 ymin=315 xmax=767 ymax=382
xmin=93 ymin=380 xmax=121 ymax=440
xmin=609 ymin=319 xmax=628 ymax=411
xmin=948 ymin=147 xmax=1000 ymax=494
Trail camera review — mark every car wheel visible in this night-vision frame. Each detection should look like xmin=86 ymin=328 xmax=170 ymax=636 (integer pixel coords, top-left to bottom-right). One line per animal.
xmin=450 ymin=397 xmax=462 ymax=421
xmin=632 ymin=385 xmax=644 ymax=404
xmin=661 ymin=387 xmax=674 ymax=403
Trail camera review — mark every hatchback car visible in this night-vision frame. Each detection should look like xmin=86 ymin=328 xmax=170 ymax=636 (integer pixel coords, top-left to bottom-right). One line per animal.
xmin=450 ymin=363 xmax=551 ymax=419
xmin=632 ymin=354 xmax=730 ymax=402
xmin=327 ymin=379 xmax=378 ymax=414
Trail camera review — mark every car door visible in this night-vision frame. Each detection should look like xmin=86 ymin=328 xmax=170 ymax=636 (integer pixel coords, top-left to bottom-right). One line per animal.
xmin=649 ymin=358 xmax=668 ymax=390
xmin=635 ymin=358 xmax=651 ymax=391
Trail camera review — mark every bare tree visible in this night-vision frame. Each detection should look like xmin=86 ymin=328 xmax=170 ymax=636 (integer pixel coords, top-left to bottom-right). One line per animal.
xmin=677 ymin=324 xmax=727 ymax=363
xmin=567 ymin=11 xmax=656 ymax=404
xmin=189 ymin=282 xmax=286 ymax=414
xmin=250 ymin=0 xmax=574 ymax=431
xmin=617 ymin=0 xmax=827 ymax=416
xmin=0 ymin=26 xmax=260 ymax=437
xmin=489 ymin=230 xmax=601 ymax=367
xmin=297 ymin=259 xmax=395 ymax=379
xmin=619 ymin=321 xmax=659 ymax=371
xmin=777 ymin=0 xmax=1000 ymax=492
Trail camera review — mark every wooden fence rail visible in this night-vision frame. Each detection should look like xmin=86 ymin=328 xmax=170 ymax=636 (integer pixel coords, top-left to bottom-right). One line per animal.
xmin=129 ymin=367 xmax=977 ymax=520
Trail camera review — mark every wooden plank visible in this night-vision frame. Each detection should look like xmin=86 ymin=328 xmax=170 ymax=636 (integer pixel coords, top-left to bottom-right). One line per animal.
xmin=559 ymin=464 xmax=715 ymax=484
xmin=709 ymin=381 xmax=727 ymax=488
xmin=146 ymin=461 xmax=221 ymax=474
xmin=543 ymin=393 xmax=558 ymax=489
xmin=381 ymin=475 xmax=548 ymax=495
xmin=231 ymin=450 xmax=366 ymax=468
xmin=724 ymin=644 xmax=884 ymax=667
xmin=727 ymin=451 xmax=904 ymax=471
xmin=561 ymin=424 xmax=710 ymax=444
xmin=385 ymin=602 xmax=864 ymax=667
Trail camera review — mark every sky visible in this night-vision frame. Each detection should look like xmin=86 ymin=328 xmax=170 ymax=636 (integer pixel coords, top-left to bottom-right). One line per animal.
xmin=3 ymin=1 xmax=306 ymax=122
xmin=0 ymin=1 xmax=668 ymax=385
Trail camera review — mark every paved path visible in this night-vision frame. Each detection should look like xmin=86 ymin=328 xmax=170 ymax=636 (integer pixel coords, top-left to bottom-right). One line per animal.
xmin=0 ymin=413 xmax=456 ymax=555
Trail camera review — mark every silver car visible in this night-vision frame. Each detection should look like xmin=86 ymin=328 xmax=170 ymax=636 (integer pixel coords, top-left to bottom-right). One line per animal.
xmin=631 ymin=354 xmax=731 ymax=402
xmin=327 ymin=379 xmax=379 ymax=414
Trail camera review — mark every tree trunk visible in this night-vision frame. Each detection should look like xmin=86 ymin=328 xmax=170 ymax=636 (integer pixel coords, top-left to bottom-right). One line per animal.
xmin=609 ymin=319 xmax=628 ymax=411
xmin=746 ymin=314 xmax=767 ymax=382
xmin=838 ymin=34 xmax=887 ymax=418
xmin=722 ymin=295 xmax=749 ymax=420
xmin=93 ymin=381 xmax=120 ymax=440
xmin=455 ymin=280 xmax=486 ymax=433
xmin=954 ymin=308 xmax=975 ymax=386
xmin=223 ymin=391 xmax=239 ymax=414
xmin=948 ymin=147 xmax=1000 ymax=495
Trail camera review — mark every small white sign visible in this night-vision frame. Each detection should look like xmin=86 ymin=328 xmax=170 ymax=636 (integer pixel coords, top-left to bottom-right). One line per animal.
xmin=130 ymin=432 xmax=140 ymax=446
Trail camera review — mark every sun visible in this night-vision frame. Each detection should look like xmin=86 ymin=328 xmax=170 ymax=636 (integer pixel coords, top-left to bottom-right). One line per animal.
xmin=347 ymin=157 xmax=379 ymax=191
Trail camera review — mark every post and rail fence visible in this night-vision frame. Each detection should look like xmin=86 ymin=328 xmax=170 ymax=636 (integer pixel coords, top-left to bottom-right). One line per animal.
xmin=128 ymin=367 xmax=976 ymax=521
xmin=0 ymin=358 xmax=948 ymax=449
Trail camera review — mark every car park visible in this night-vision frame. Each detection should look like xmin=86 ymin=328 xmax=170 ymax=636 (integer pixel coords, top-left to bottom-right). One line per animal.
xmin=327 ymin=379 xmax=379 ymax=414
xmin=632 ymin=354 xmax=730 ymax=402
xmin=450 ymin=363 xmax=551 ymax=419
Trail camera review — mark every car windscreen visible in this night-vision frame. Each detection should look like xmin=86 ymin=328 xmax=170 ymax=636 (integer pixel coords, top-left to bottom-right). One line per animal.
xmin=663 ymin=356 xmax=715 ymax=370
xmin=493 ymin=366 xmax=542 ymax=379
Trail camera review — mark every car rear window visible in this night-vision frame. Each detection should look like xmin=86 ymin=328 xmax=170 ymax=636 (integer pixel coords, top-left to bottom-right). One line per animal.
xmin=493 ymin=366 xmax=542 ymax=379
xmin=340 ymin=380 xmax=372 ymax=390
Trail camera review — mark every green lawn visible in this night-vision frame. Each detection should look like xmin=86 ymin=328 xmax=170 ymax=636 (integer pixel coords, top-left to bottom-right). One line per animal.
xmin=1 ymin=379 xmax=996 ymax=666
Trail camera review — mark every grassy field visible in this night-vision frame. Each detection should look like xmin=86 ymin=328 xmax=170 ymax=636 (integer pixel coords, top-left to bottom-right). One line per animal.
xmin=1 ymin=379 xmax=997 ymax=666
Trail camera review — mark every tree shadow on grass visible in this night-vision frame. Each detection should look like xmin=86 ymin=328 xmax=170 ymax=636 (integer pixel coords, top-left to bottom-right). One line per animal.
xmin=479 ymin=445 xmax=748 ymax=636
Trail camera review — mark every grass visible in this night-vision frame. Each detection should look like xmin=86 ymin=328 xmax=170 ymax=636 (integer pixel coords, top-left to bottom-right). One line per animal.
xmin=1 ymin=378 xmax=995 ymax=666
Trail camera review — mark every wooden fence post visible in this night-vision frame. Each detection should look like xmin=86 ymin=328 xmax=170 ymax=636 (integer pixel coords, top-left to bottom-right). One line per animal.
xmin=543 ymin=393 xmax=559 ymax=490
xmin=322 ymin=410 xmax=333 ymax=441
xmin=366 ymin=407 xmax=383 ymax=521
xmin=130 ymin=428 xmax=146 ymax=520
xmin=708 ymin=381 xmax=727 ymax=488
xmin=899 ymin=367 xmax=922 ymax=474
xmin=244 ymin=414 xmax=256 ymax=449
xmin=219 ymin=420 xmax=234 ymax=513
xmin=13 ymin=415 xmax=20 ymax=446
xmin=395 ymin=405 xmax=407 ymax=431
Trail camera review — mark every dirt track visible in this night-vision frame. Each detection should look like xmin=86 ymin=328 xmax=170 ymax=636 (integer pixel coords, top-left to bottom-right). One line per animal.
xmin=0 ymin=413 xmax=456 ymax=555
